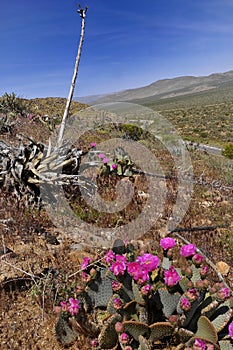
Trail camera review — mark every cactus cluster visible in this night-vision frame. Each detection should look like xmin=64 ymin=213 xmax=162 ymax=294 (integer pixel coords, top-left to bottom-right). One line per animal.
xmin=55 ymin=238 xmax=233 ymax=349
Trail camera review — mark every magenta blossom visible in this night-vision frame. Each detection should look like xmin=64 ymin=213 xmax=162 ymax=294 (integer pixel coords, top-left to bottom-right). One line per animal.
xmin=180 ymin=244 xmax=196 ymax=257
xmin=68 ymin=298 xmax=80 ymax=316
xmin=98 ymin=153 xmax=105 ymax=159
xmin=81 ymin=257 xmax=91 ymax=270
xmin=119 ymin=332 xmax=130 ymax=344
xmin=90 ymin=339 xmax=99 ymax=348
xmin=164 ymin=266 xmax=180 ymax=287
xmin=113 ymin=298 xmax=123 ymax=309
xmin=104 ymin=250 xmax=115 ymax=264
xmin=186 ymin=288 xmax=198 ymax=301
xmin=111 ymin=163 xmax=117 ymax=170
xmin=90 ymin=142 xmax=97 ymax=148
xmin=136 ymin=253 xmax=160 ymax=272
xmin=60 ymin=301 xmax=68 ymax=311
xmin=228 ymin=321 xmax=233 ymax=339
xmin=141 ymin=284 xmax=151 ymax=296
xmin=110 ymin=255 xmax=127 ymax=276
xmin=193 ymin=338 xmax=206 ymax=350
xmin=200 ymin=265 xmax=209 ymax=276
xmin=192 ymin=253 xmax=204 ymax=265
xmin=180 ymin=297 xmax=191 ymax=311
xmin=115 ymin=321 xmax=124 ymax=333
xmin=127 ymin=261 xmax=149 ymax=284
xmin=103 ymin=157 xmax=109 ymax=164
xmin=112 ymin=280 xmax=122 ymax=291
xmin=81 ymin=271 xmax=91 ymax=283
xmin=217 ymin=287 xmax=231 ymax=300
xmin=160 ymin=237 xmax=176 ymax=250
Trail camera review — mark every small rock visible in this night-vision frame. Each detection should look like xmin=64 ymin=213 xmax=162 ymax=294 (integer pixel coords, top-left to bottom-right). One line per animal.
xmin=216 ymin=261 xmax=230 ymax=276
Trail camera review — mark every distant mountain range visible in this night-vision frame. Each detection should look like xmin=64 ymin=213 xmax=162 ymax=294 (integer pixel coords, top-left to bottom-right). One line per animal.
xmin=76 ymin=70 xmax=233 ymax=105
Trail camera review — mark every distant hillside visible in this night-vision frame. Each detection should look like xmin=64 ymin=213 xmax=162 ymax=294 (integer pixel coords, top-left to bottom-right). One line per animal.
xmin=76 ymin=70 xmax=233 ymax=105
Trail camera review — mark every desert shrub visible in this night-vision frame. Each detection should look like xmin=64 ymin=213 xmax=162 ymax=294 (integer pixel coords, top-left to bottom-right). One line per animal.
xmin=0 ymin=92 xmax=26 ymax=116
xmin=222 ymin=144 xmax=233 ymax=159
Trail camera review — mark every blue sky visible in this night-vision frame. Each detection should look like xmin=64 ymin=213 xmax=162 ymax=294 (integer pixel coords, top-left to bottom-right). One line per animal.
xmin=1 ymin=0 xmax=233 ymax=99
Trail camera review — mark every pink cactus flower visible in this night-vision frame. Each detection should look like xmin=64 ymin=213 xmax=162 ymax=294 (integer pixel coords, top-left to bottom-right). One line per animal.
xmin=110 ymin=255 xmax=127 ymax=276
xmin=127 ymin=261 xmax=149 ymax=283
xmin=228 ymin=321 xmax=233 ymax=339
xmin=68 ymin=298 xmax=80 ymax=316
xmin=119 ymin=332 xmax=130 ymax=344
xmin=113 ymin=297 xmax=123 ymax=309
xmin=160 ymin=237 xmax=176 ymax=250
xmin=180 ymin=244 xmax=196 ymax=257
xmin=81 ymin=257 xmax=91 ymax=270
xmin=60 ymin=301 xmax=68 ymax=311
xmin=112 ymin=280 xmax=122 ymax=291
xmin=141 ymin=284 xmax=151 ymax=295
xmin=186 ymin=288 xmax=199 ymax=301
xmin=217 ymin=287 xmax=231 ymax=300
xmin=98 ymin=153 xmax=105 ymax=159
xmin=193 ymin=338 xmax=206 ymax=350
xmin=180 ymin=297 xmax=191 ymax=311
xmin=164 ymin=266 xmax=180 ymax=287
xmin=136 ymin=253 xmax=160 ymax=272
xmin=90 ymin=339 xmax=99 ymax=348
xmin=111 ymin=163 xmax=117 ymax=170
xmin=192 ymin=253 xmax=204 ymax=265
xmin=90 ymin=142 xmax=96 ymax=148
xmin=200 ymin=265 xmax=209 ymax=276
xmin=115 ymin=321 xmax=124 ymax=333
xmin=103 ymin=157 xmax=109 ymax=164
xmin=104 ymin=249 xmax=115 ymax=264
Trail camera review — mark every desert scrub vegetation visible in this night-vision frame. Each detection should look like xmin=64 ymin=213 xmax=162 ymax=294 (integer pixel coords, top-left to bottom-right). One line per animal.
xmin=0 ymin=92 xmax=26 ymax=116
xmin=141 ymin=89 xmax=233 ymax=147
xmin=155 ymin=103 xmax=233 ymax=147
xmin=222 ymin=144 xmax=233 ymax=159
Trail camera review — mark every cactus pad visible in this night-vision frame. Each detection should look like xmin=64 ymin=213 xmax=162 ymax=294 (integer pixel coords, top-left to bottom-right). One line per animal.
xmin=158 ymin=288 xmax=181 ymax=318
xmin=218 ymin=340 xmax=233 ymax=350
xmin=195 ymin=316 xmax=218 ymax=344
xmin=123 ymin=300 xmax=138 ymax=321
xmin=149 ymin=322 xmax=174 ymax=342
xmin=162 ymin=257 xmax=171 ymax=270
xmin=211 ymin=307 xmax=232 ymax=333
xmin=98 ymin=313 xmax=122 ymax=349
xmin=177 ymin=328 xmax=194 ymax=343
xmin=132 ymin=280 xmax=145 ymax=305
xmin=55 ymin=313 xmax=79 ymax=347
xmin=122 ymin=321 xmax=149 ymax=341
xmin=87 ymin=272 xmax=113 ymax=308
xmin=138 ymin=335 xmax=152 ymax=350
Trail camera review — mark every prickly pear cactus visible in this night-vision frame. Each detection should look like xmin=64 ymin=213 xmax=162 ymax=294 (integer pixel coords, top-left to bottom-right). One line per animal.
xmin=54 ymin=238 xmax=233 ymax=349
xmin=98 ymin=313 xmax=122 ymax=349
xmin=55 ymin=313 xmax=79 ymax=347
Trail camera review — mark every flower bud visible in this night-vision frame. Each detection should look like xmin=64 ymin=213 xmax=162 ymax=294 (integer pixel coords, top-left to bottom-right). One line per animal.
xmin=180 ymin=297 xmax=191 ymax=311
xmin=119 ymin=332 xmax=130 ymax=344
xmin=115 ymin=322 xmax=124 ymax=333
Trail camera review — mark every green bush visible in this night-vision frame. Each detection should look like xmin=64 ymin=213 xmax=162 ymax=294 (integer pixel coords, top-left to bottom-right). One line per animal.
xmin=222 ymin=143 xmax=233 ymax=159
xmin=0 ymin=92 xmax=26 ymax=116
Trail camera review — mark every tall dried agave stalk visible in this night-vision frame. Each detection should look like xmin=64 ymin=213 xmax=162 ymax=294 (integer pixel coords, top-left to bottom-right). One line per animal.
xmin=56 ymin=5 xmax=88 ymax=148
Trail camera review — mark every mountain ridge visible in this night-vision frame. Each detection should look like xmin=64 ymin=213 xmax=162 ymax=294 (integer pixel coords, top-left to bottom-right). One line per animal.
xmin=76 ymin=70 xmax=233 ymax=105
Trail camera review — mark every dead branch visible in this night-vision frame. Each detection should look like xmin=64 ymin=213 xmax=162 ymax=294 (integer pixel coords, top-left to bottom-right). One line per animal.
xmin=57 ymin=5 xmax=88 ymax=148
